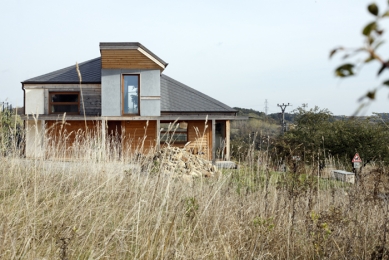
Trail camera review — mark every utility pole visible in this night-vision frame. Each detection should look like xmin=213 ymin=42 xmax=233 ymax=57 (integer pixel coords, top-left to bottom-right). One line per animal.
xmin=264 ymin=99 xmax=268 ymax=115
xmin=277 ymin=103 xmax=291 ymax=134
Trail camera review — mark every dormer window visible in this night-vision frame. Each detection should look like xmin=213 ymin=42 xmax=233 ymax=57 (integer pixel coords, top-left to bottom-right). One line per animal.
xmin=122 ymin=75 xmax=140 ymax=115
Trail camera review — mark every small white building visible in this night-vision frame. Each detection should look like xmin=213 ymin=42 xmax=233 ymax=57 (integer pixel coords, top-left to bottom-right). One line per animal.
xmin=332 ymin=170 xmax=355 ymax=184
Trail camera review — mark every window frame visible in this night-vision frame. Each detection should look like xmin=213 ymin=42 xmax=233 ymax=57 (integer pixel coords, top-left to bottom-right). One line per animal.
xmin=122 ymin=74 xmax=140 ymax=116
xmin=160 ymin=121 xmax=189 ymax=144
xmin=48 ymin=92 xmax=80 ymax=115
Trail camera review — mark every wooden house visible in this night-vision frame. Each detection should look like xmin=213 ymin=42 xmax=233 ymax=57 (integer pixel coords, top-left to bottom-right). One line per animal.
xmin=21 ymin=42 xmax=243 ymax=161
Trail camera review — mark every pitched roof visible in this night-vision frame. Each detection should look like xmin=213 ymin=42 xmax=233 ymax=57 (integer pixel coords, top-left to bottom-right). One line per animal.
xmin=161 ymin=74 xmax=236 ymax=113
xmin=22 ymin=57 xmax=101 ymax=84
xmin=22 ymin=57 xmax=236 ymax=113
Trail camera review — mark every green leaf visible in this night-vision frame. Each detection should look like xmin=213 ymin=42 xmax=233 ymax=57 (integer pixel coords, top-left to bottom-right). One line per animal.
xmin=366 ymin=91 xmax=376 ymax=100
xmin=383 ymin=80 xmax=389 ymax=86
xmin=363 ymin=22 xmax=377 ymax=36
xmin=376 ymin=30 xmax=384 ymax=35
xmin=329 ymin=47 xmax=343 ymax=58
xmin=335 ymin=63 xmax=355 ymax=77
xmin=382 ymin=10 xmax=389 ymax=17
xmin=378 ymin=60 xmax=389 ymax=76
xmin=368 ymin=3 xmax=379 ymax=16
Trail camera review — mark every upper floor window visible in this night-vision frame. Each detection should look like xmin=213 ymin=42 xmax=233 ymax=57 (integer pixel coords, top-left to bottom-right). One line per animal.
xmin=122 ymin=75 xmax=139 ymax=115
xmin=49 ymin=92 xmax=79 ymax=114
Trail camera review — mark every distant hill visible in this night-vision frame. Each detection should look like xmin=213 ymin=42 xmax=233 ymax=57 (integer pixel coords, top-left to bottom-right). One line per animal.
xmin=234 ymin=107 xmax=389 ymax=124
xmin=233 ymin=107 xmax=294 ymax=125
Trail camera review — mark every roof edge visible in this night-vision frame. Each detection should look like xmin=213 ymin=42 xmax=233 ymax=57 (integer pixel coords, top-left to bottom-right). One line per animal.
xmin=22 ymin=81 xmax=101 ymax=84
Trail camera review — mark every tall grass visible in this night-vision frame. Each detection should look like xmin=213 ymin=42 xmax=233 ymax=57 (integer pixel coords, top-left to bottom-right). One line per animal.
xmin=1 ymin=115 xmax=389 ymax=259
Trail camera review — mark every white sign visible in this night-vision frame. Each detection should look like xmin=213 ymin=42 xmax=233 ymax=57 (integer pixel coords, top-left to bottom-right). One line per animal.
xmin=354 ymin=162 xmax=361 ymax=168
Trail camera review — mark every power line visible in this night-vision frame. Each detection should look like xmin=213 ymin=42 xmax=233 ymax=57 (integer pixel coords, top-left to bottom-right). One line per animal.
xmin=277 ymin=103 xmax=292 ymax=135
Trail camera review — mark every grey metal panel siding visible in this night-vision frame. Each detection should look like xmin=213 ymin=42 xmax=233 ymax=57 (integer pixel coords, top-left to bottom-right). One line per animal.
xmin=140 ymin=70 xmax=160 ymax=96
xmin=140 ymin=99 xmax=160 ymax=116
xmin=102 ymin=69 xmax=160 ymax=117
xmin=101 ymin=69 xmax=121 ymax=116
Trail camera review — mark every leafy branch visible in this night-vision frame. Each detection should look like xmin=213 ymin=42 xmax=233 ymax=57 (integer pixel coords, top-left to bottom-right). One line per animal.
xmin=330 ymin=2 xmax=389 ymax=106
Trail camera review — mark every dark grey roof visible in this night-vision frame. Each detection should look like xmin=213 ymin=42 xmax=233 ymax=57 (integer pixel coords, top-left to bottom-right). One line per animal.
xmin=99 ymin=42 xmax=168 ymax=68
xmin=161 ymin=74 xmax=236 ymax=113
xmin=22 ymin=56 xmax=235 ymax=113
xmin=22 ymin=57 xmax=101 ymax=84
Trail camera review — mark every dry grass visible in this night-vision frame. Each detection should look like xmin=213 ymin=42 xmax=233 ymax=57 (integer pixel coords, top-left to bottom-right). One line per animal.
xmin=1 ymin=121 xmax=389 ymax=259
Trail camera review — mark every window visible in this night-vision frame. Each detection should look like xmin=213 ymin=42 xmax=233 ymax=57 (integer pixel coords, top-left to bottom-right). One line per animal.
xmin=122 ymin=75 xmax=140 ymax=115
xmin=160 ymin=121 xmax=188 ymax=143
xmin=49 ymin=92 xmax=79 ymax=114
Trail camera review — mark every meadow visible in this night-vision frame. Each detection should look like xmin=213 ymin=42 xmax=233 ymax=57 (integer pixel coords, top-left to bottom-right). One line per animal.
xmin=1 ymin=113 xmax=389 ymax=259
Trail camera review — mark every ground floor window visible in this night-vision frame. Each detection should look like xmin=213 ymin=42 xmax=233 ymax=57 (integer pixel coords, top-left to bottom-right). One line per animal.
xmin=49 ymin=92 xmax=80 ymax=114
xmin=160 ymin=121 xmax=188 ymax=143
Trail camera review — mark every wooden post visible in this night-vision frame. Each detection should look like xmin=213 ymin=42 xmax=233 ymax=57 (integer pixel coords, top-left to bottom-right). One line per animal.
xmin=225 ymin=120 xmax=230 ymax=161
xmin=101 ymin=118 xmax=106 ymax=161
xmin=44 ymin=89 xmax=48 ymax=114
xmin=212 ymin=119 xmax=216 ymax=163
xmin=41 ymin=120 xmax=46 ymax=158
xmin=156 ymin=119 xmax=160 ymax=151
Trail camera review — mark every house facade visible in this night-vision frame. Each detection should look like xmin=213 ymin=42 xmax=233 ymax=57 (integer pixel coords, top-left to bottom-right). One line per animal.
xmin=22 ymin=42 xmax=241 ymax=161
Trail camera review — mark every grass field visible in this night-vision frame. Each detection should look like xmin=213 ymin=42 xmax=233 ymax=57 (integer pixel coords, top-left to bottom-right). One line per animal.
xmin=1 ymin=119 xmax=389 ymax=259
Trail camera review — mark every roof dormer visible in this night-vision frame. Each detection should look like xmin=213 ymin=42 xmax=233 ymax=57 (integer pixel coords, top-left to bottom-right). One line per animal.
xmin=99 ymin=42 xmax=168 ymax=71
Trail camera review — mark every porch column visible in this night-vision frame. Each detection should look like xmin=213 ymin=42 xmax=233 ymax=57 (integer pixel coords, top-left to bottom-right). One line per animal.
xmin=156 ymin=119 xmax=160 ymax=151
xmin=41 ymin=120 xmax=46 ymax=158
xmin=101 ymin=118 xmax=106 ymax=161
xmin=225 ymin=120 xmax=230 ymax=160
xmin=212 ymin=119 xmax=216 ymax=163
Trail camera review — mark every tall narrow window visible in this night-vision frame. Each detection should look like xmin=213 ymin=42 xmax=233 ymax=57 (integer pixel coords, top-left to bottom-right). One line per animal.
xmin=123 ymin=75 xmax=139 ymax=115
xmin=49 ymin=92 xmax=79 ymax=114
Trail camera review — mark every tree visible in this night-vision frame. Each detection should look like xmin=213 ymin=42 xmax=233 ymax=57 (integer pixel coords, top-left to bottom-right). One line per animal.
xmin=330 ymin=1 xmax=389 ymax=110
xmin=280 ymin=106 xmax=333 ymax=158
xmin=279 ymin=105 xmax=389 ymax=166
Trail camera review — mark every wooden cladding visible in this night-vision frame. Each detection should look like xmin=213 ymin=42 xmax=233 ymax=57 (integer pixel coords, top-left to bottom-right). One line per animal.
xmin=101 ymin=49 xmax=163 ymax=70
xmin=123 ymin=120 xmax=156 ymax=153
xmin=46 ymin=120 xmax=99 ymax=146
xmin=44 ymin=120 xmax=213 ymax=160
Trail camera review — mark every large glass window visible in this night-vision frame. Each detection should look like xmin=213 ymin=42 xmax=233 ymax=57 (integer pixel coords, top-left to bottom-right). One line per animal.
xmin=49 ymin=92 xmax=79 ymax=114
xmin=160 ymin=121 xmax=188 ymax=143
xmin=123 ymin=75 xmax=139 ymax=115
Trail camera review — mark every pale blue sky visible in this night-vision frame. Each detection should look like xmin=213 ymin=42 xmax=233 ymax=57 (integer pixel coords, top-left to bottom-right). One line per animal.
xmin=0 ymin=0 xmax=388 ymax=115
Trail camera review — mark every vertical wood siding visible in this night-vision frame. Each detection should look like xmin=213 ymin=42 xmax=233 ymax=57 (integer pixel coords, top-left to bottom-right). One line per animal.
xmin=122 ymin=120 xmax=156 ymax=154
xmin=46 ymin=120 xmax=99 ymax=146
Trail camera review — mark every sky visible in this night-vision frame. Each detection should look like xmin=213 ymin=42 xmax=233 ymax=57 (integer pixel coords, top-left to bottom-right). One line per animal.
xmin=0 ymin=0 xmax=388 ymax=116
